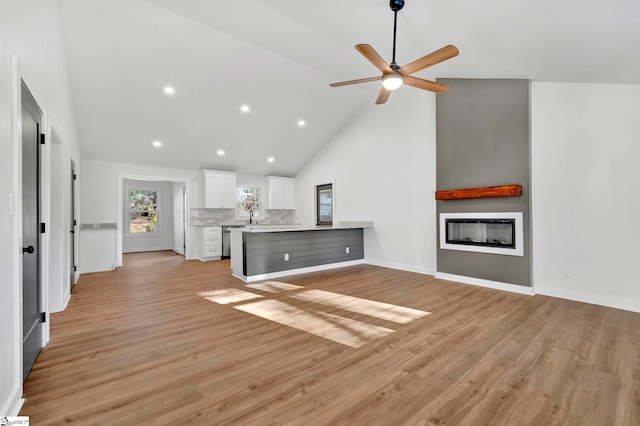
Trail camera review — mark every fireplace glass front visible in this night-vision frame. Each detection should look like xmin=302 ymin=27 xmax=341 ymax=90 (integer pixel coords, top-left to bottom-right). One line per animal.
xmin=445 ymin=218 xmax=515 ymax=249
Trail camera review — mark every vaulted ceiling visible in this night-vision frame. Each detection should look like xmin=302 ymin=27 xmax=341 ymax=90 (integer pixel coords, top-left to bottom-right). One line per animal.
xmin=59 ymin=0 xmax=640 ymax=176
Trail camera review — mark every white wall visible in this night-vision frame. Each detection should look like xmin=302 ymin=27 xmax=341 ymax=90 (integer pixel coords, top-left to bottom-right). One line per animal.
xmin=123 ymin=179 xmax=174 ymax=253
xmin=0 ymin=0 xmax=81 ymax=415
xmin=531 ymin=82 xmax=640 ymax=312
xmin=79 ymin=159 xmax=199 ymax=273
xmin=295 ymin=81 xmax=640 ymax=314
xmin=295 ymin=89 xmax=438 ymax=274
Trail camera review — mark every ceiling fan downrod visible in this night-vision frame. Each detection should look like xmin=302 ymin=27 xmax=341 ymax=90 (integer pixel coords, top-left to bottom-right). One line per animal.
xmin=390 ymin=0 xmax=405 ymax=68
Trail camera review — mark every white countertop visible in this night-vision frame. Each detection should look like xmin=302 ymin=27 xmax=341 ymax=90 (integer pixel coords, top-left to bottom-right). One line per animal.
xmin=230 ymin=221 xmax=373 ymax=233
xmin=191 ymin=222 xmax=296 ymax=227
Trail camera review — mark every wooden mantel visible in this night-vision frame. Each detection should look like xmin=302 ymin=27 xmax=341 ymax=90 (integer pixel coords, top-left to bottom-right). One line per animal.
xmin=435 ymin=185 xmax=522 ymax=201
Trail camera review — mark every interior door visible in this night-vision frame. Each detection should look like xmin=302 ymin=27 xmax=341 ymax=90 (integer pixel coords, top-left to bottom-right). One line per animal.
xmin=21 ymin=83 xmax=42 ymax=382
xmin=70 ymin=160 xmax=76 ymax=288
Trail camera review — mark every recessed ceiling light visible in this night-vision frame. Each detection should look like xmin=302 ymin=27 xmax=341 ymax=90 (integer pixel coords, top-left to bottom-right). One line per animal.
xmin=217 ymin=149 xmax=225 ymax=156
xmin=240 ymin=105 xmax=250 ymax=113
xmin=163 ymin=86 xmax=175 ymax=95
xmin=267 ymin=157 xmax=275 ymax=163
xmin=297 ymin=119 xmax=306 ymax=127
xmin=152 ymin=140 xmax=162 ymax=147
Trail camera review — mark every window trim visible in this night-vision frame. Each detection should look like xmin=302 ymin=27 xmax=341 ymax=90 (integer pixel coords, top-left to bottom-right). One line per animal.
xmin=316 ymin=183 xmax=333 ymax=226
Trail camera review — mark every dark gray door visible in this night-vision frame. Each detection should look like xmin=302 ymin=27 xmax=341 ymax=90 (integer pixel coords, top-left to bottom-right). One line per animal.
xmin=22 ymin=83 xmax=42 ymax=382
xmin=70 ymin=160 xmax=76 ymax=288
xmin=182 ymin=186 xmax=186 ymax=253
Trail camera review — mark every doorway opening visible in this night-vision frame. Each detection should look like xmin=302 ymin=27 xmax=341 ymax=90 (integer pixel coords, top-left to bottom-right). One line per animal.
xmin=117 ymin=176 xmax=190 ymax=265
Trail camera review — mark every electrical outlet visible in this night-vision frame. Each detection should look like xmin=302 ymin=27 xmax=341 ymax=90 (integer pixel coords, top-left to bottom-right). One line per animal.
xmin=562 ymin=267 xmax=570 ymax=278
xmin=284 ymin=253 xmax=289 ymax=261
xmin=345 ymin=247 xmax=350 ymax=254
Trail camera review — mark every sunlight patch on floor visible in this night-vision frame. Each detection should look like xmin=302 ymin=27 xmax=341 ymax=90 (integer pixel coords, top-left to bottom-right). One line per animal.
xmin=291 ymin=289 xmax=431 ymax=324
xmin=199 ymin=282 xmax=430 ymax=347
xmin=198 ymin=288 xmax=263 ymax=304
xmin=234 ymin=299 xmax=393 ymax=348
xmin=245 ymin=281 xmax=304 ymax=293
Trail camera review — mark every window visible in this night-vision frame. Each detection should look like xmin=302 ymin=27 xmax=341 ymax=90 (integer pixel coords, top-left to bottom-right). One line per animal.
xmin=237 ymin=187 xmax=261 ymax=219
xmin=129 ymin=189 xmax=158 ymax=233
xmin=316 ymin=183 xmax=333 ymax=226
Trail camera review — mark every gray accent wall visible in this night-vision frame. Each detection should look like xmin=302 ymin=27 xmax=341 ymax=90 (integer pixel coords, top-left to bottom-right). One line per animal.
xmin=243 ymin=229 xmax=364 ymax=276
xmin=436 ymin=79 xmax=531 ymax=286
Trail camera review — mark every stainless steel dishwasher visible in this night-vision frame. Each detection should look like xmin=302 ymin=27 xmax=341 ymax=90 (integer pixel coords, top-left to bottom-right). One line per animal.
xmin=222 ymin=225 xmax=244 ymax=259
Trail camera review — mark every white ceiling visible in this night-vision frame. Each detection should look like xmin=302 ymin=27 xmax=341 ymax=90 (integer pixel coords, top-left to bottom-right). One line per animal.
xmin=59 ymin=0 xmax=640 ymax=176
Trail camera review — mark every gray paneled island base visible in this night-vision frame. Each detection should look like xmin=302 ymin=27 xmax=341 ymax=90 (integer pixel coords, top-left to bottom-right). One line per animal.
xmin=230 ymin=226 xmax=368 ymax=282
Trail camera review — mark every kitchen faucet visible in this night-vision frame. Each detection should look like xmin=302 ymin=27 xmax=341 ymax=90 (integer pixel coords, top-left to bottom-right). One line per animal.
xmin=249 ymin=209 xmax=253 ymax=224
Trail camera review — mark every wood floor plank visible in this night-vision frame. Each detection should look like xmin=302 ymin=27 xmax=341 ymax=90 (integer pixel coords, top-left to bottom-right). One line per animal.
xmin=19 ymin=251 xmax=640 ymax=425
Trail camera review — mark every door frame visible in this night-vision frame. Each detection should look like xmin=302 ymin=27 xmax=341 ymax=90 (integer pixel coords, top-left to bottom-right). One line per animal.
xmin=11 ymin=56 xmax=51 ymax=392
xmin=116 ymin=173 xmax=194 ymax=267
xmin=9 ymin=53 xmax=23 ymax=416
xmin=70 ymin=159 xmax=77 ymax=288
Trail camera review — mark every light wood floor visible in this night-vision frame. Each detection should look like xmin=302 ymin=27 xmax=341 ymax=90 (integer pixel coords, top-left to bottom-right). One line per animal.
xmin=21 ymin=251 xmax=640 ymax=425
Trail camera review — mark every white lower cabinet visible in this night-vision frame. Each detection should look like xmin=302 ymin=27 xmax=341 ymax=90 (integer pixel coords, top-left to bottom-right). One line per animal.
xmin=198 ymin=226 xmax=222 ymax=260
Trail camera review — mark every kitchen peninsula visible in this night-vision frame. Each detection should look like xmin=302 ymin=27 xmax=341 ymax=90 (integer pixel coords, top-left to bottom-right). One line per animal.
xmin=230 ymin=223 xmax=372 ymax=282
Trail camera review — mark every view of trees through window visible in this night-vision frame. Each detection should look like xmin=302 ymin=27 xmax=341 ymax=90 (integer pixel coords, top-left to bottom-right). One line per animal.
xmin=129 ymin=189 xmax=158 ymax=233
xmin=237 ymin=187 xmax=261 ymax=218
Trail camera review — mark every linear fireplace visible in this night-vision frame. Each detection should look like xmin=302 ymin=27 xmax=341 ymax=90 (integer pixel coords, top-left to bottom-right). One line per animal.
xmin=439 ymin=212 xmax=523 ymax=256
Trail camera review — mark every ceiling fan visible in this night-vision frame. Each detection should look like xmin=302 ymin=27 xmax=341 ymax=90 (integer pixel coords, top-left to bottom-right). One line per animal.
xmin=330 ymin=0 xmax=459 ymax=105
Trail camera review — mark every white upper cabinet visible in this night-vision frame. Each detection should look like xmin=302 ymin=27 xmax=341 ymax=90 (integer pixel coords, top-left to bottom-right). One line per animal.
xmin=219 ymin=174 xmax=237 ymax=208
xmin=202 ymin=170 xmax=237 ymax=208
xmin=267 ymin=176 xmax=295 ymax=210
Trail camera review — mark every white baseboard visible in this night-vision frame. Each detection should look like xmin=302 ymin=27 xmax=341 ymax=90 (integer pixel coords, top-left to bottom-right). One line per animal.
xmin=1 ymin=384 xmax=24 ymax=416
xmin=198 ymin=256 xmax=222 ymax=262
xmin=41 ymin=320 xmax=50 ymax=346
xmin=365 ymin=258 xmax=435 ymax=276
xmin=536 ymin=285 xmax=640 ymax=313
xmin=435 ymin=272 xmax=535 ymax=295
xmin=122 ymin=247 xmax=173 ymax=253
xmin=236 ymin=259 xmax=366 ymax=283
xmin=63 ymin=291 xmax=71 ymax=310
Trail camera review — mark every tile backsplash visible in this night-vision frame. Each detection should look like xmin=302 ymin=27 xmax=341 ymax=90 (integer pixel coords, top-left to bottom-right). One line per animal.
xmin=264 ymin=209 xmax=295 ymax=224
xmin=190 ymin=208 xmax=295 ymax=226
xmin=190 ymin=208 xmax=235 ymax=226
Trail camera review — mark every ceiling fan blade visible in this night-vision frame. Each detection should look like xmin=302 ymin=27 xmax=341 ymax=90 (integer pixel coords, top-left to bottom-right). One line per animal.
xmin=399 ymin=45 xmax=459 ymax=76
xmin=403 ymin=76 xmax=449 ymax=93
xmin=375 ymin=87 xmax=392 ymax=104
xmin=356 ymin=44 xmax=393 ymax=74
xmin=330 ymin=76 xmax=382 ymax=87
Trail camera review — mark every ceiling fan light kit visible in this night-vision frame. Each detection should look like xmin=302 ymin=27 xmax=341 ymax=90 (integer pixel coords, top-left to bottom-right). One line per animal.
xmin=330 ymin=0 xmax=459 ymax=104
xmin=382 ymin=72 xmax=403 ymax=91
